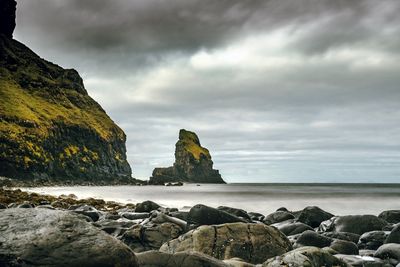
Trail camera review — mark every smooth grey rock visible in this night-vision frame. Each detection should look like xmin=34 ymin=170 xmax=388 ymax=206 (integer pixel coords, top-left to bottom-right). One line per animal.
xmin=379 ymin=210 xmax=400 ymax=224
xmin=262 ymin=246 xmax=348 ymax=267
xmin=319 ymin=215 xmax=387 ymax=235
xmin=297 ymin=206 xmax=334 ymax=228
xmin=160 ymin=222 xmax=292 ymax=264
xmin=187 ymin=204 xmax=246 ymax=226
xmin=0 ymin=208 xmax=138 ymax=266
xmin=272 ymin=219 xmax=314 ymax=236
xmin=136 ymin=250 xmax=229 ymax=267
xmin=359 ymin=231 xmax=391 ymax=250
xmin=263 ymin=211 xmax=294 ymax=225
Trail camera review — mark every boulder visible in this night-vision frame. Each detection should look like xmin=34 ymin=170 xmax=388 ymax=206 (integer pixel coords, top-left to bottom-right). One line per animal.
xmin=187 ymin=204 xmax=246 ymax=226
xmin=121 ymin=212 xmax=150 ymax=220
xmin=321 ymin=231 xmax=360 ymax=243
xmin=334 ymin=254 xmax=386 ymax=267
xmin=358 ymin=231 xmax=391 ymax=250
xmin=263 ymin=211 xmax=294 ymax=225
xmin=0 ymin=208 xmax=138 ymax=266
xmin=136 ymin=250 xmax=229 ymax=267
xmin=262 ymin=246 xmax=348 ymax=267
xmin=135 ymin=200 xmax=161 ymax=212
xmin=297 ymin=206 xmax=334 ymax=228
xmin=330 ymin=239 xmax=359 ymax=255
xmin=121 ymin=222 xmax=183 ymax=252
xmin=217 ymin=206 xmax=252 ymax=221
xmin=386 ymin=224 xmax=400 ymax=244
xmin=379 ymin=210 xmax=400 ymax=224
xmin=374 ymin=243 xmax=400 ymax=262
xmin=160 ymin=222 xmax=292 ymax=264
xmin=69 ymin=204 xmax=102 ymax=222
xmin=93 ymin=218 xmax=137 ymax=237
xmin=319 ymin=215 xmax=387 ymax=235
xmin=272 ymin=220 xmax=314 ymax=236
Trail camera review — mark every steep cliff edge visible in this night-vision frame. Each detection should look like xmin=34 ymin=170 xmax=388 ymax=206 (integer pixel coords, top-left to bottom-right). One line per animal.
xmin=0 ymin=0 xmax=137 ymax=185
xmin=150 ymin=129 xmax=225 ymax=184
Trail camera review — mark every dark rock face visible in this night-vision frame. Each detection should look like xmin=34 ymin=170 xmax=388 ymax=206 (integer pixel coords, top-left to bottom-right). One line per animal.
xmin=0 ymin=208 xmax=138 ymax=267
xmin=0 ymin=35 xmax=137 ymax=185
xmin=0 ymin=0 xmax=16 ymax=38
xmin=150 ymin=129 xmax=225 ymax=184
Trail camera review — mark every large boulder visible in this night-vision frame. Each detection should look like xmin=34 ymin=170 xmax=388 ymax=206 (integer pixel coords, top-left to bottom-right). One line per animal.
xmin=262 ymin=246 xmax=348 ymax=267
xmin=135 ymin=200 xmax=161 ymax=212
xmin=271 ymin=220 xmax=314 ymax=236
xmin=0 ymin=208 xmax=138 ymax=266
xmin=136 ymin=250 xmax=229 ymax=267
xmin=121 ymin=222 xmax=183 ymax=252
xmin=217 ymin=206 xmax=252 ymax=221
xmin=0 ymin=0 xmax=16 ymax=38
xmin=358 ymin=231 xmax=391 ymax=250
xmin=187 ymin=204 xmax=246 ymax=226
xmin=374 ymin=243 xmax=400 ymax=264
xmin=321 ymin=231 xmax=360 ymax=244
xmin=160 ymin=222 xmax=292 ymax=264
xmin=297 ymin=206 xmax=334 ymax=228
xmin=319 ymin=215 xmax=387 ymax=235
xmin=386 ymin=224 xmax=400 ymax=244
xmin=379 ymin=210 xmax=400 ymax=224
xmin=263 ymin=211 xmax=294 ymax=225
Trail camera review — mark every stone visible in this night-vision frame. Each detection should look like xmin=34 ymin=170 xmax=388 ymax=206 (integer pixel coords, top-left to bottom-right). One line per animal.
xmin=0 ymin=208 xmax=138 ymax=266
xmin=386 ymin=224 xmax=400 ymax=244
xmin=0 ymin=0 xmax=16 ymax=38
xmin=330 ymin=239 xmax=359 ymax=255
xmin=121 ymin=212 xmax=151 ymax=220
xmin=271 ymin=220 xmax=314 ymax=236
xmin=93 ymin=218 xmax=137 ymax=237
xmin=321 ymin=231 xmax=360 ymax=243
xmin=379 ymin=210 xmax=400 ymax=224
xmin=150 ymin=129 xmax=225 ymax=184
xmin=121 ymin=222 xmax=183 ymax=252
xmin=136 ymin=250 xmax=229 ymax=267
xmin=319 ymin=215 xmax=387 ymax=235
xmin=187 ymin=204 xmax=246 ymax=226
xmin=374 ymin=243 xmax=400 ymax=264
xmin=263 ymin=211 xmax=294 ymax=225
xmin=217 ymin=206 xmax=252 ymax=221
xmin=69 ymin=204 xmax=102 ymax=222
xmin=262 ymin=246 xmax=348 ymax=267
xmin=223 ymin=258 xmax=256 ymax=267
xmin=334 ymin=254 xmax=386 ymax=267
xmin=297 ymin=206 xmax=334 ymax=228
xmin=135 ymin=200 xmax=161 ymax=212
xmin=0 ymin=203 xmax=6 ymax=209
xmin=248 ymin=212 xmax=265 ymax=222
xmin=160 ymin=222 xmax=292 ymax=264
xmin=358 ymin=231 xmax=391 ymax=250
xmin=17 ymin=201 xmax=33 ymax=208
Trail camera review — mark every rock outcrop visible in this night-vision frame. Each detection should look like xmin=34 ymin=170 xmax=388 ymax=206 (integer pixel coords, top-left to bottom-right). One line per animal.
xmin=0 ymin=0 xmax=16 ymax=38
xmin=0 ymin=0 xmax=139 ymax=185
xmin=150 ymin=129 xmax=225 ymax=184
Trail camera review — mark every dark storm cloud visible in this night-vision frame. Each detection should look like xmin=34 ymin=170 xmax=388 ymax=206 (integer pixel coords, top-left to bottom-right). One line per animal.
xmin=13 ymin=0 xmax=400 ymax=182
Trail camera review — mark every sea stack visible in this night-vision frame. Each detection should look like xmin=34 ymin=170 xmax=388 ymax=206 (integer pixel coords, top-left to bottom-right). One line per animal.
xmin=0 ymin=0 xmax=136 ymax=185
xmin=150 ymin=129 xmax=225 ymax=184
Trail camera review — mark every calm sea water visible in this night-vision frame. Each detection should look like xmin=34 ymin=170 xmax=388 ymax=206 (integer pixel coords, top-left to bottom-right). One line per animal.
xmin=23 ymin=183 xmax=400 ymax=216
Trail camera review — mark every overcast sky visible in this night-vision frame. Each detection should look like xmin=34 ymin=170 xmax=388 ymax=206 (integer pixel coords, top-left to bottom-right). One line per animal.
xmin=14 ymin=0 xmax=400 ymax=183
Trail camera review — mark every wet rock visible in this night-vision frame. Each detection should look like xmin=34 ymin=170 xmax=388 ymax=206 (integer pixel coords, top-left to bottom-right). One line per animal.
xmin=0 ymin=208 xmax=138 ymax=266
xmin=93 ymin=218 xmax=137 ymax=236
xmin=374 ymin=243 xmax=400 ymax=264
xmin=135 ymin=200 xmax=161 ymax=212
xmin=0 ymin=203 xmax=6 ymax=209
xmin=17 ymin=201 xmax=33 ymax=208
xmin=248 ymin=212 xmax=265 ymax=222
xmin=330 ymin=239 xmax=359 ymax=255
xmin=271 ymin=220 xmax=314 ymax=236
xmin=321 ymin=231 xmax=360 ymax=243
xmin=136 ymin=250 xmax=229 ymax=267
xmin=69 ymin=204 xmax=102 ymax=222
xmin=160 ymin=222 xmax=292 ymax=264
xmin=297 ymin=206 xmax=334 ymax=228
xmin=217 ymin=206 xmax=252 ymax=221
xmin=121 ymin=212 xmax=150 ymax=220
xmin=263 ymin=211 xmax=294 ymax=225
xmin=358 ymin=231 xmax=391 ymax=250
xmin=319 ymin=215 xmax=387 ymax=235
xmin=121 ymin=222 xmax=183 ymax=252
xmin=187 ymin=204 xmax=246 ymax=226
xmin=334 ymin=254 xmax=386 ymax=267
xmin=386 ymin=224 xmax=400 ymax=244
xmin=169 ymin=211 xmax=189 ymax=221
xmin=379 ymin=210 xmax=400 ymax=224
xmin=262 ymin=246 xmax=348 ymax=267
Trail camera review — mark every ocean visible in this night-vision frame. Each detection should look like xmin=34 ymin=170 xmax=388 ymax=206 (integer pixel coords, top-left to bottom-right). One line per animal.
xmin=23 ymin=183 xmax=400 ymax=216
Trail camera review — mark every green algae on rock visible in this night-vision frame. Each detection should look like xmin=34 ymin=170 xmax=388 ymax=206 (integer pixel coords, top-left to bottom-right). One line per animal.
xmin=150 ymin=129 xmax=225 ymax=184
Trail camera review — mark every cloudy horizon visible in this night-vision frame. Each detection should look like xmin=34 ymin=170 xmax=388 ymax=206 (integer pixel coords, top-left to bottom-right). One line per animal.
xmin=14 ymin=0 xmax=400 ymax=182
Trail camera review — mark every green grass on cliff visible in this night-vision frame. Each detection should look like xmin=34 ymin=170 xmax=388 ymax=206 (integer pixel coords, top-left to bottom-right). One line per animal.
xmin=179 ymin=130 xmax=211 ymax=160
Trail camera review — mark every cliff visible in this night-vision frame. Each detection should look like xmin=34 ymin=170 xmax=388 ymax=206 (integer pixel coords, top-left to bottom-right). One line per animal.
xmin=0 ymin=0 xmax=138 ymax=185
xmin=150 ymin=129 xmax=225 ymax=184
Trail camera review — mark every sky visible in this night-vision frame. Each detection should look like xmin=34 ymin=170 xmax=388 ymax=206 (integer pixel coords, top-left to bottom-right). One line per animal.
xmin=13 ymin=0 xmax=400 ymax=183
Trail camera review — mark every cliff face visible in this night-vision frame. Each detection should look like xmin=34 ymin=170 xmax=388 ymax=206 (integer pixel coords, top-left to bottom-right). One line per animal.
xmin=0 ymin=0 xmax=135 ymax=184
xmin=150 ymin=129 xmax=225 ymax=184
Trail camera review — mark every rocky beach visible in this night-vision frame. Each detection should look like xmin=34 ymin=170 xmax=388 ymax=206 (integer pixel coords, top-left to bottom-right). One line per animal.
xmin=1 ymin=187 xmax=400 ymax=266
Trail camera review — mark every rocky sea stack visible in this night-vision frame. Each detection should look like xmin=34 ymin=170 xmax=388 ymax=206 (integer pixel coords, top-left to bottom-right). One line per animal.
xmin=0 ymin=0 xmax=137 ymax=185
xmin=150 ymin=129 xmax=225 ymax=184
